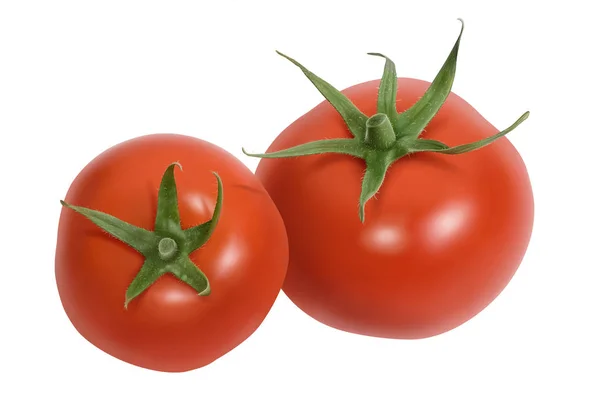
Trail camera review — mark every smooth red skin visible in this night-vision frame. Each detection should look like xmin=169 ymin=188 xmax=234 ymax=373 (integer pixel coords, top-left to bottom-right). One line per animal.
xmin=256 ymin=78 xmax=534 ymax=339
xmin=55 ymin=134 xmax=289 ymax=372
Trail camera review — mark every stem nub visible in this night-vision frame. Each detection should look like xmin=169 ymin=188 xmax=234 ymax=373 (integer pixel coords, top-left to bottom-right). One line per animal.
xmin=364 ymin=113 xmax=396 ymax=150
xmin=158 ymin=237 xmax=178 ymax=260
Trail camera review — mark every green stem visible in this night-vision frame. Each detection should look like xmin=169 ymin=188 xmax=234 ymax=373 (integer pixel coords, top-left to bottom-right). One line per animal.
xmin=60 ymin=163 xmax=224 ymax=307
xmin=243 ymin=19 xmax=529 ymax=223
xmin=364 ymin=113 xmax=396 ymax=150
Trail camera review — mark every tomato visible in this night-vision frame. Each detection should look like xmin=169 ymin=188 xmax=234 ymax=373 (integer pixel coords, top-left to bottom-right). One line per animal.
xmin=55 ymin=133 xmax=288 ymax=372
xmin=246 ymin=21 xmax=534 ymax=339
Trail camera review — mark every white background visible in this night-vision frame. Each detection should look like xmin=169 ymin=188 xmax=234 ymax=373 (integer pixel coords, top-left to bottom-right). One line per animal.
xmin=1 ymin=0 xmax=598 ymax=410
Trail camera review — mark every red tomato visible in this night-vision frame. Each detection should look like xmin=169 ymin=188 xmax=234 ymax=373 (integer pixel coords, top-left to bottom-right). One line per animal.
xmin=250 ymin=28 xmax=533 ymax=339
xmin=55 ymin=134 xmax=288 ymax=372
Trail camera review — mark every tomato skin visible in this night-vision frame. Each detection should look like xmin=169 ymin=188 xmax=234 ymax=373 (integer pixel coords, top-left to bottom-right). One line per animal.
xmin=55 ymin=134 xmax=289 ymax=372
xmin=255 ymin=78 xmax=534 ymax=339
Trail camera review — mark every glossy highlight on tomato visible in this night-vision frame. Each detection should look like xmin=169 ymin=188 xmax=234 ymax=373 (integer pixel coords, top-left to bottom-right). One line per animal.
xmin=246 ymin=21 xmax=534 ymax=339
xmin=55 ymin=134 xmax=289 ymax=372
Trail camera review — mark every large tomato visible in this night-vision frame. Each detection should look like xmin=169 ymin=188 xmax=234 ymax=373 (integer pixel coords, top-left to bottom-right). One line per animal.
xmin=246 ymin=21 xmax=534 ymax=339
xmin=55 ymin=134 xmax=288 ymax=372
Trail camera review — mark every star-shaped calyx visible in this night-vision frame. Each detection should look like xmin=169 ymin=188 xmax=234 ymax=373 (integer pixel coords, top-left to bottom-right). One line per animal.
xmin=243 ymin=19 xmax=529 ymax=223
xmin=60 ymin=162 xmax=223 ymax=308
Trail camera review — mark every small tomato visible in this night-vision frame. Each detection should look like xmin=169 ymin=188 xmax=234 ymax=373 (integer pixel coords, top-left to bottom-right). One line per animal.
xmin=56 ymin=134 xmax=288 ymax=372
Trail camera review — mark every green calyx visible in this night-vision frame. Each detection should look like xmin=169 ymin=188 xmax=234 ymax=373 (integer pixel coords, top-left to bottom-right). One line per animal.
xmin=60 ymin=162 xmax=223 ymax=307
xmin=243 ymin=19 xmax=529 ymax=223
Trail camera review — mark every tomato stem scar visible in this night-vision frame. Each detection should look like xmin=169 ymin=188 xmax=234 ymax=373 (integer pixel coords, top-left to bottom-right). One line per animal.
xmin=59 ymin=163 xmax=223 ymax=307
xmin=158 ymin=237 xmax=178 ymax=260
xmin=242 ymin=18 xmax=529 ymax=223
xmin=364 ymin=113 xmax=396 ymax=150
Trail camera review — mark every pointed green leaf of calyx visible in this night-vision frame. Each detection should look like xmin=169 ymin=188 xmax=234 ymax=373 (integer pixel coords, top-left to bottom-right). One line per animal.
xmin=395 ymin=19 xmax=465 ymax=139
xmin=184 ymin=172 xmax=223 ymax=252
xmin=124 ymin=260 xmax=164 ymax=308
xmin=242 ymin=138 xmax=366 ymax=159
xmin=60 ymin=200 xmax=160 ymax=255
xmin=407 ymin=139 xmax=449 ymax=151
xmin=154 ymin=162 xmax=183 ymax=234
xmin=367 ymin=53 xmax=400 ymax=124
xmin=358 ymin=152 xmax=394 ymax=223
xmin=171 ymin=257 xmax=211 ymax=296
xmin=408 ymin=111 xmax=529 ymax=154
xmin=60 ymin=163 xmax=224 ymax=308
xmin=276 ymin=51 xmax=368 ymax=140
